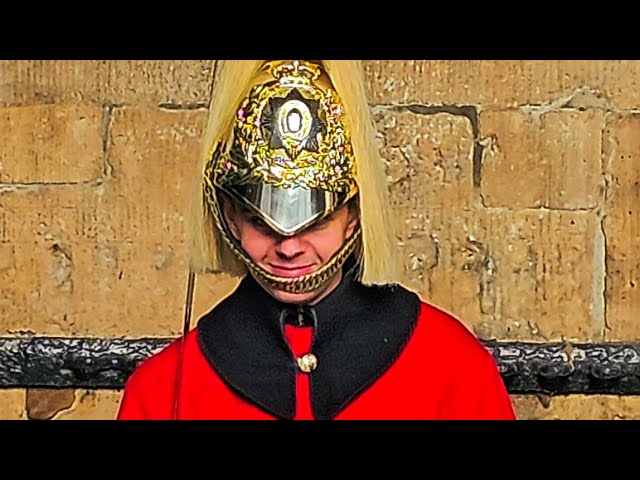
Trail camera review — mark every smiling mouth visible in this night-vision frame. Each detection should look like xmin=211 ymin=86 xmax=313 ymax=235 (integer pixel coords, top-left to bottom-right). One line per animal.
xmin=266 ymin=264 xmax=315 ymax=278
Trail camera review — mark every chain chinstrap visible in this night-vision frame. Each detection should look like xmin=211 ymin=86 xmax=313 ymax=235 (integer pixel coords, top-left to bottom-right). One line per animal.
xmin=204 ymin=182 xmax=359 ymax=294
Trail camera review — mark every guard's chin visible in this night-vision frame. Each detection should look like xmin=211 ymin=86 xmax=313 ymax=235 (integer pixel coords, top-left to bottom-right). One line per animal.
xmin=264 ymin=286 xmax=323 ymax=306
xmin=253 ymin=271 xmax=341 ymax=306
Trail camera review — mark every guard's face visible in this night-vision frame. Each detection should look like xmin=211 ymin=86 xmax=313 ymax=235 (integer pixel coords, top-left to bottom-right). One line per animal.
xmin=222 ymin=198 xmax=359 ymax=305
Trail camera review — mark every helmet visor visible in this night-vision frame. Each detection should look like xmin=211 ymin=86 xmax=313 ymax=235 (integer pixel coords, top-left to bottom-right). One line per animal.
xmin=225 ymin=183 xmax=336 ymax=236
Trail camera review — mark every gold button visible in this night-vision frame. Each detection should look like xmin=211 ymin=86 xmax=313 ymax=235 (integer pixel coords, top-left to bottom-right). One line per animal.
xmin=297 ymin=353 xmax=318 ymax=373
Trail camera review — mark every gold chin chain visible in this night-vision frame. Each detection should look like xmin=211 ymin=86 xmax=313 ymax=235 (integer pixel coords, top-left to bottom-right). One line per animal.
xmin=205 ymin=181 xmax=360 ymax=294
xmin=250 ymin=228 xmax=360 ymax=294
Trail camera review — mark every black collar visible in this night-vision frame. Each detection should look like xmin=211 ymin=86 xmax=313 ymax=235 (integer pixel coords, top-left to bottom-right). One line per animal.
xmin=197 ymin=260 xmax=421 ymax=419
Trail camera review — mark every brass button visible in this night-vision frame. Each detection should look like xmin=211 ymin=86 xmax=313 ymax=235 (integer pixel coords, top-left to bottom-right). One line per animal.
xmin=297 ymin=353 xmax=318 ymax=373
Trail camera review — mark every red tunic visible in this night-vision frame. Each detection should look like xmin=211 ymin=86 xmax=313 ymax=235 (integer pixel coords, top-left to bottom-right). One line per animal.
xmin=117 ymin=302 xmax=516 ymax=420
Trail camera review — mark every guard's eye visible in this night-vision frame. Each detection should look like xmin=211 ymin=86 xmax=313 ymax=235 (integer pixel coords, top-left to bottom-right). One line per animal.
xmin=310 ymin=216 xmax=330 ymax=229
xmin=248 ymin=215 xmax=267 ymax=228
xmin=296 ymin=215 xmax=331 ymax=235
xmin=247 ymin=215 xmax=275 ymax=235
